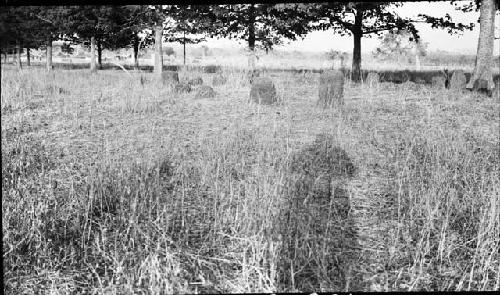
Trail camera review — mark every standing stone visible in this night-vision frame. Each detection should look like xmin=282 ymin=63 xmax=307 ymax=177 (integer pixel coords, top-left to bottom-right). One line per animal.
xmin=432 ymin=76 xmax=446 ymax=89
xmin=365 ymin=72 xmax=379 ymax=88
xmin=449 ymin=70 xmax=467 ymax=90
xmin=493 ymin=77 xmax=500 ymax=101
xmin=212 ymin=74 xmax=227 ymax=86
xmin=318 ymin=70 xmax=344 ymax=108
xmin=472 ymin=79 xmax=493 ymax=96
xmin=195 ymin=85 xmax=216 ymax=99
xmin=160 ymin=71 xmax=179 ymax=85
xmin=249 ymin=77 xmax=277 ymax=105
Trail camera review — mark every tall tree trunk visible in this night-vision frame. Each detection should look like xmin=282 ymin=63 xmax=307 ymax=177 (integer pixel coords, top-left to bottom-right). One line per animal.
xmin=97 ymin=38 xmax=102 ymax=69
xmin=45 ymin=36 xmax=52 ymax=71
xmin=351 ymin=9 xmax=363 ymax=82
xmin=248 ymin=4 xmax=256 ymax=51
xmin=133 ymin=34 xmax=140 ymax=70
xmin=154 ymin=24 xmax=163 ymax=77
xmin=466 ymin=0 xmax=496 ymax=91
xmin=90 ymin=36 xmax=97 ymax=73
xmin=247 ymin=4 xmax=257 ymax=70
xmin=46 ymin=36 xmax=53 ymax=71
xmin=183 ymin=31 xmax=186 ymax=66
xmin=15 ymin=40 xmax=22 ymax=69
xmin=26 ymin=47 xmax=30 ymax=66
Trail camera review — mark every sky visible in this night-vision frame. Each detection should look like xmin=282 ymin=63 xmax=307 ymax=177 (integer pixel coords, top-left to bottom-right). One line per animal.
xmin=202 ymin=1 xmax=500 ymax=55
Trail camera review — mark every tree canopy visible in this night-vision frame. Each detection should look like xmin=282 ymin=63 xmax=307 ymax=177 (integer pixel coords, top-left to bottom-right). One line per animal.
xmin=0 ymin=2 xmax=493 ymax=78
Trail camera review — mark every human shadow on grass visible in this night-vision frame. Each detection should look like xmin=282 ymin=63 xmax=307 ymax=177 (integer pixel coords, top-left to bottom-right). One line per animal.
xmin=277 ymin=133 xmax=362 ymax=292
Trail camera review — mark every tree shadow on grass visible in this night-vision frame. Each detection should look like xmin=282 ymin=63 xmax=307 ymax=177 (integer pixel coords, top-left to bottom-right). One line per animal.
xmin=277 ymin=133 xmax=362 ymax=292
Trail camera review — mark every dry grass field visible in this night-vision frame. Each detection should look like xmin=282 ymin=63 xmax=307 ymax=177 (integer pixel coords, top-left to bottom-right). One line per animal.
xmin=2 ymin=63 xmax=499 ymax=293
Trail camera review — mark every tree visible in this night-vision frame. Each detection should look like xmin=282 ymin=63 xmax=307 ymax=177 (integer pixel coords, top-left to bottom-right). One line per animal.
xmin=211 ymin=4 xmax=313 ymax=52
xmin=0 ymin=6 xmax=72 ymax=71
xmin=0 ymin=7 xmax=47 ymax=69
xmin=373 ymin=29 xmax=428 ymax=68
xmin=466 ymin=0 xmax=498 ymax=92
xmin=311 ymin=2 xmax=475 ymax=82
xmin=163 ymin=6 xmax=211 ymax=65
xmin=147 ymin=5 xmax=205 ymax=76
xmin=63 ymin=6 xmax=133 ymax=72
xmin=314 ymin=2 xmax=422 ymax=82
xmin=144 ymin=5 xmax=179 ymax=77
xmin=114 ymin=5 xmax=155 ymax=70
xmin=153 ymin=6 xmax=164 ymax=77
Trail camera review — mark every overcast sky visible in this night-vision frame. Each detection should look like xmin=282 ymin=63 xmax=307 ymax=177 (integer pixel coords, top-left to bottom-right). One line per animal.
xmin=203 ymin=1 xmax=500 ymax=55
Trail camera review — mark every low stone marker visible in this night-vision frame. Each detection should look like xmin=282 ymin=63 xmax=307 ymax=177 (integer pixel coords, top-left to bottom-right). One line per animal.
xmin=195 ymin=85 xmax=216 ymax=99
xmin=318 ymin=70 xmax=344 ymax=108
xmin=365 ymin=72 xmax=379 ymax=88
xmin=174 ymin=83 xmax=192 ymax=94
xmin=188 ymin=77 xmax=203 ymax=86
xmin=212 ymin=74 xmax=227 ymax=86
xmin=203 ymin=65 xmax=220 ymax=74
xmin=415 ymin=77 xmax=426 ymax=84
xmin=449 ymin=70 xmax=467 ymax=90
xmin=249 ymin=77 xmax=277 ymax=105
xmin=160 ymin=71 xmax=179 ymax=85
xmin=431 ymin=76 xmax=446 ymax=89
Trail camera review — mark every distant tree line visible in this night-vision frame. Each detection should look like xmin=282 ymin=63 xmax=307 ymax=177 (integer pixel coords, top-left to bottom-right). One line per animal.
xmin=0 ymin=1 xmax=497 ymax=89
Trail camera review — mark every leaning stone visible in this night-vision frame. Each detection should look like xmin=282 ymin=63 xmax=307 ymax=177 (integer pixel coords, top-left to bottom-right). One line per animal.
xmin=212 ymin=74 xmax=227 ymax=86
xmin=365 ymin=72 xmax=379 ymax=88
xmin=187 ymin=77 xmax=203 ymax=86
xmin=174 ymin=83 xmax=192 ymax=94
xmin=249 ymin=77 xmax=277 ymax=105
xmin=317 ymin=70 xmax=344 ymax=108
xmin=449 ymin=70 xmax=467 ymax=90
xmin=195 ymin=85 xmax=216 ymax=99
xmin=160 ymin=71 xmax=179 ymax=85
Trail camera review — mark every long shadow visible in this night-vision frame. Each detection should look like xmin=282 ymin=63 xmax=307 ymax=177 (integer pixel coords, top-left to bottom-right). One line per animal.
xmin=277 ymin=133 xmax=362 ymax=292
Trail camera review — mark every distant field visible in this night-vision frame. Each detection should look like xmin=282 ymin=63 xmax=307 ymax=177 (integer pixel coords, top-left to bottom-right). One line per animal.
xmin=5 ymin=48 xmax=500 ymax=74
xmin=1 ymin=65 xmax=499 ymax=293
xmin=6 ymin=59 xmax=499 ymax=87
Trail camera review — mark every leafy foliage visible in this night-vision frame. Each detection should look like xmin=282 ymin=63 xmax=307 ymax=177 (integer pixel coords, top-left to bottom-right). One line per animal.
xmin=210 ymin=4 xmax=314 ymax=51
xmin=373 ymin=30 xmax=428 ymax=61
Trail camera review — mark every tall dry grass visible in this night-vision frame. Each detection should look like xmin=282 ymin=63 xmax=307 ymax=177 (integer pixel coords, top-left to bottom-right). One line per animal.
xmin=1 ymin=64 xmax=499 ymax=293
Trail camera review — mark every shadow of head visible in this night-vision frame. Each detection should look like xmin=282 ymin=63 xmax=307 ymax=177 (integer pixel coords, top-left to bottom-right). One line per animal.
xmin=290 ymin=134 xmax=355 ymax=177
